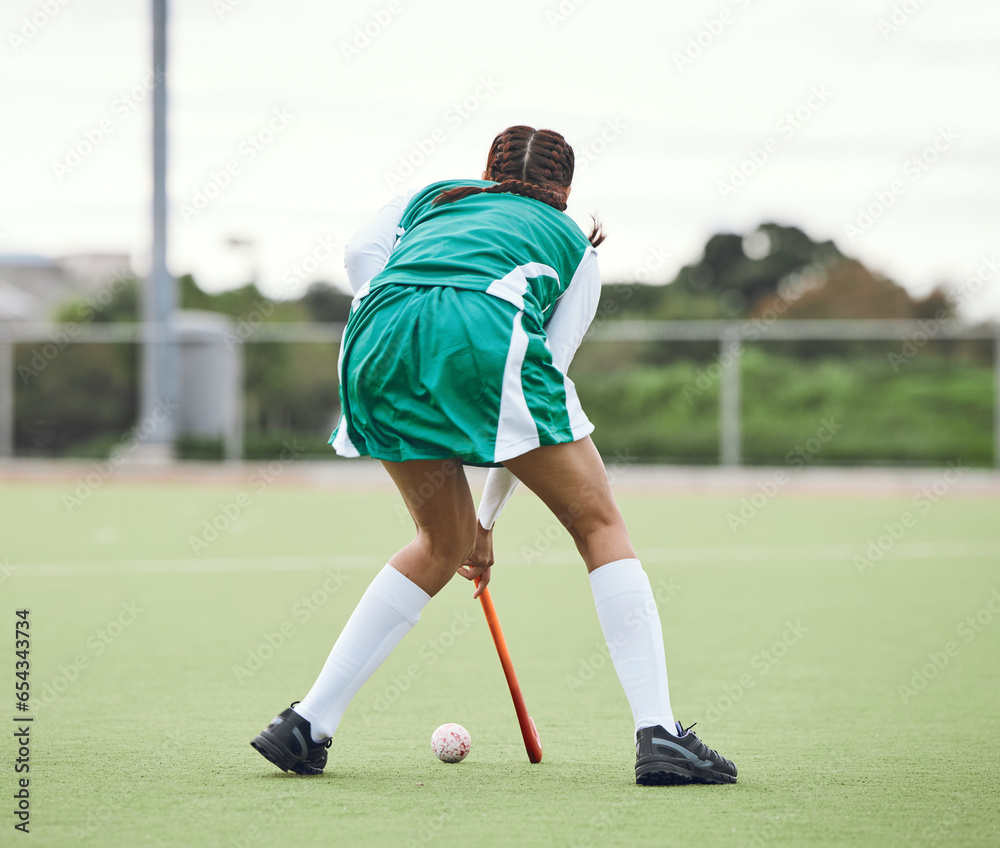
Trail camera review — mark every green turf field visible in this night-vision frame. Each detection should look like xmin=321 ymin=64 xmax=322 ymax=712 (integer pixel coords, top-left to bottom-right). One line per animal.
xmin=3 ymin=472 xmax=999 ymax=847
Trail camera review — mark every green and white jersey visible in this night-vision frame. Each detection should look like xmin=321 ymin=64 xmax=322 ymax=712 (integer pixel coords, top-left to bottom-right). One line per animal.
xmin=342 ymin=180 xmax=601 ymax=375
xmin=333 ymin=179 xmax=603 ymax=520
xmin=365 ymin=180 xmax=593 ymax=329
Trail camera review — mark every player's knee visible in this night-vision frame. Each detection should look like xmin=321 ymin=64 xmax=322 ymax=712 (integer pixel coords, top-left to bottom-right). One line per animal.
xmin=571 ymin=511 xmax=625 ymax=550
xmin=421 ymin=515 xmax=476 ymax=565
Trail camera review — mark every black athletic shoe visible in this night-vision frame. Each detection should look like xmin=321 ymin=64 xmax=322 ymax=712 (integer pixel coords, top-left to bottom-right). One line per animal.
xmin=635 ymin=721 xmax=737 ymax=785
xmin=251 ymin=704 xmax=331 ymax=775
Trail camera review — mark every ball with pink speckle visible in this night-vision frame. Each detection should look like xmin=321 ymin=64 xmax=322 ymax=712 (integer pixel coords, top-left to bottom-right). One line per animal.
xmin=431 ymin=723 xmax=471 ymax=763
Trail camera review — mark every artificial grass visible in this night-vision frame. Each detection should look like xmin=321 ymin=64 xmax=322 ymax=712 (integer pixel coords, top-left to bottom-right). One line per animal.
xmin=3 ymin=477 xmax=999 ymax=846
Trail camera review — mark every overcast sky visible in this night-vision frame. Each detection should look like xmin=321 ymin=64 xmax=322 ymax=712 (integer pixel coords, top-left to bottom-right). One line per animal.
xmin=2 ymin=0 xmax=999 ymax=318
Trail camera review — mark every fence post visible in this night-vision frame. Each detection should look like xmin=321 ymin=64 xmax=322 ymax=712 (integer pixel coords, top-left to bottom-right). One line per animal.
xmin=995 ymin=333 xmax=1000 ymax=469
xmin=225 ymin=339 xmax=244 ymax=462
xmin=719 ymin=322 xmax=742 ymax=466
xmin=0 ymin=328 xmax=12 ymax=457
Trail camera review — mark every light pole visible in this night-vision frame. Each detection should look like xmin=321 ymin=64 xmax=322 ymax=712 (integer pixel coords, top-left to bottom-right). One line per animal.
xmin=138 ymin=0 xmax=178 ymax=459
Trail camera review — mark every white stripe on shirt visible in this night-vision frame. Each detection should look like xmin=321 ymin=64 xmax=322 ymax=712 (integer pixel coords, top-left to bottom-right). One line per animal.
xmin=486 ymin=262 xmax=559 ymax=311
xmin=494 ymin=312 xmax=540 ymax=461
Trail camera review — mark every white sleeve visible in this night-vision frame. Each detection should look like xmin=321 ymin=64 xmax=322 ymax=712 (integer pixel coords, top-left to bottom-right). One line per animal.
xmin=343 ymin=189 xmax=417 ymax=294
xmin=544 ymin=246 xmax=602 ymax=373
xmin=476 ymin=246 xmax=602 ymax=530
xmin=477 ymin=467 xmax=518 ymax=530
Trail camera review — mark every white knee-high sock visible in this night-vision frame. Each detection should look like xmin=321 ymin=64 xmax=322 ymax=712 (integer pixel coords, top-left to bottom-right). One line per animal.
xmin=589 ymin=558 xmax=675 ymax=733
xmin=294 ymin=564 xmax=430 ymax=741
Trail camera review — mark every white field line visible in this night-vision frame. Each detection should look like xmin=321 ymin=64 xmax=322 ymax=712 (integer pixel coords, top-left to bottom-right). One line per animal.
xmin=9 ymin=541 xmax=1000 ymax=577
xmin=8 ymin=554 xmax=374 ymax=577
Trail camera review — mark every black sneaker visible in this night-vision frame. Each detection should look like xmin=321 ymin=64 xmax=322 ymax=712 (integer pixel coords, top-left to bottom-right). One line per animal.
xmin=635 ymin=722 xmax=737 ymax=785
xmin=251 ymin=704 xmax=331 ymax=775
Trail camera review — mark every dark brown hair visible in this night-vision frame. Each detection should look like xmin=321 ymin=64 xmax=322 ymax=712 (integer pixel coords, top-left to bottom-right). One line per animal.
xmin=434 ymin=125 xmax=605 ymax=248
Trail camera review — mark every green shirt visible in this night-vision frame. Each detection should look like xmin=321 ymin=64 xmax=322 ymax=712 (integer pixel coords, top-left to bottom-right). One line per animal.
xmin=369 ymin=179 xmax=592 ymax=326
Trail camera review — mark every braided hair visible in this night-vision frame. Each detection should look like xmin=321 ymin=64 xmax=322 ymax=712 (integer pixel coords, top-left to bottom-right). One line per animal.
xmin=434 ymin=125 xmax=605 ymax=248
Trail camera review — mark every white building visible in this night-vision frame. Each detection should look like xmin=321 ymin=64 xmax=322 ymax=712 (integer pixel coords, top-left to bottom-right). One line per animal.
xmin=0 ymin=252 xmax=132 ymax=321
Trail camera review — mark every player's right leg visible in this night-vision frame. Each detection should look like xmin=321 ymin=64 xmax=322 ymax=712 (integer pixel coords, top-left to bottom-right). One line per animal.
xmin=503 ymin=437 xmax=737 ymax=785
xmin=251 ymin=458 xmax=476 ymax=775
xmin=501 ymin=436 xmax=634 ymax=573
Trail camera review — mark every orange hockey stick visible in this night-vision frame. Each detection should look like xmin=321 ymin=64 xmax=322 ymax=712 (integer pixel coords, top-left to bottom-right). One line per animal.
xmin=474 ymin=578 xmax=543 ymax=764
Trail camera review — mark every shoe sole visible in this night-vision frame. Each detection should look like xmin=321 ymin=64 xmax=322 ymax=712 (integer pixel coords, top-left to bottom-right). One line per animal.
xmin=251 ymin=730 xmax=324 ymax=776
xmin=636 ymin=757 xmax=737 ymax=786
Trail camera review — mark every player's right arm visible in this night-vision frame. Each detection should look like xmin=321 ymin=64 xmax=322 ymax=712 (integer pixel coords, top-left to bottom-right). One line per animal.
xmin=343 ymin=189 xmax=417 ymax=293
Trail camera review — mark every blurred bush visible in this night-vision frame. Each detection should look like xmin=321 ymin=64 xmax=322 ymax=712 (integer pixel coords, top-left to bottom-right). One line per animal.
xmin=12 ymin=225 xmax=996 ymax=466
xmin=579 ymin=343 xmax=993 ymax=466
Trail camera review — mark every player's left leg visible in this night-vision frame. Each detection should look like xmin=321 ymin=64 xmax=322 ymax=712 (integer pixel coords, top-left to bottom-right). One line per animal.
xmin=503 ymin=438 xmax=736 ymax=785
xmin=251 ymin=458 xmax=476 ymax=774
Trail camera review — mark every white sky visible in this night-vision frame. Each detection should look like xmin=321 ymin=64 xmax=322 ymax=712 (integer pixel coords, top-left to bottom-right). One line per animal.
xmin=2 ymin=0 xmax=999 ymax=318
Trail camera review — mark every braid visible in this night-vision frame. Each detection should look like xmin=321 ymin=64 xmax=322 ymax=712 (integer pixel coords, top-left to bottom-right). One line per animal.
xmin=484 ymin=179 xmax=568 ymax=211
xmin=434 ymin=125 xmax=605 ymax=247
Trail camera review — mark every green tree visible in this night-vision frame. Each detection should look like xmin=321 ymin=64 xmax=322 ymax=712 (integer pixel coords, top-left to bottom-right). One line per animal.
xmin=302 ymin=282 xmax=353 ymax=323
xmin=673 ymin=223 xmax=843 ymax=315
